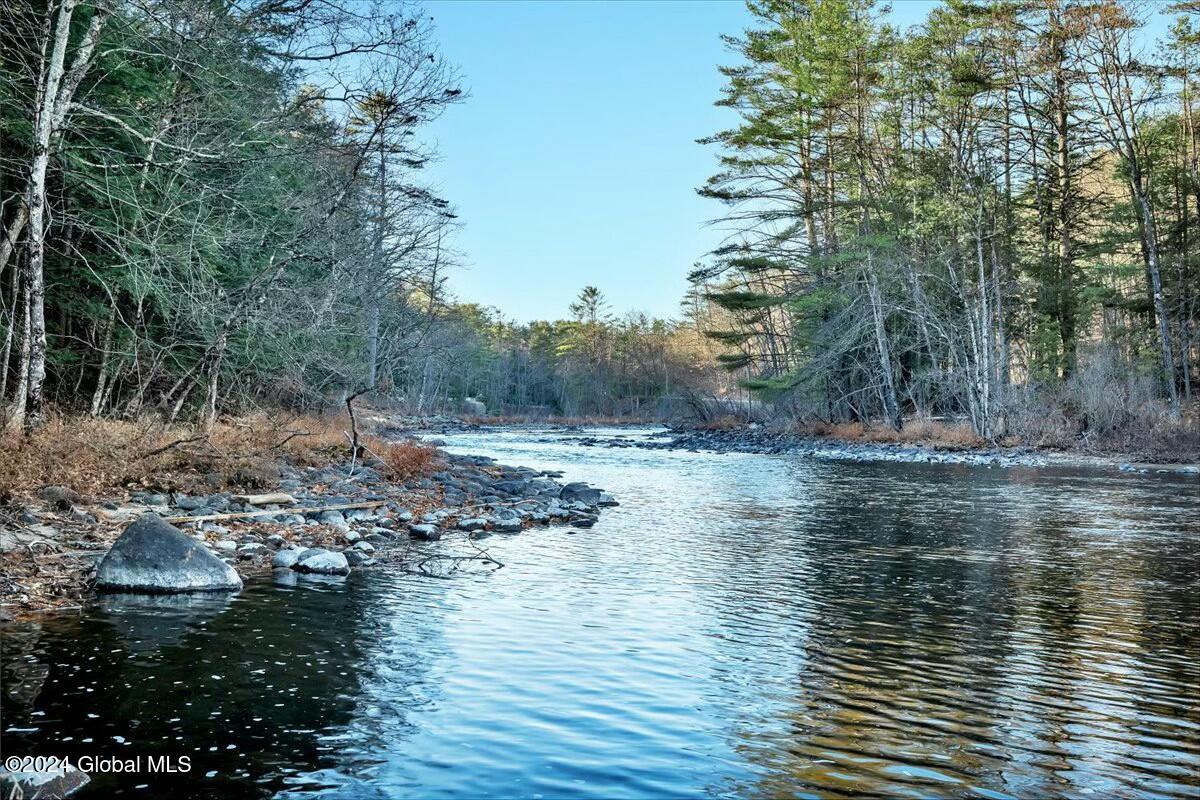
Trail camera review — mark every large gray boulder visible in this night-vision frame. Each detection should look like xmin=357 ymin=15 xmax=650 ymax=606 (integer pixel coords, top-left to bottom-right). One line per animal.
xmin=96 ymin=514 xmax=242 ymax=593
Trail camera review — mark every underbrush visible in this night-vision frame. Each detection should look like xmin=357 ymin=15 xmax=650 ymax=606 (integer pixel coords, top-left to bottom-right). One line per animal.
xmin=0 ymin=412 xmax=441 ymax=502
xmin=691 ymin=415 xmax=752 ymax=431
xmin=361 ymin=435 xmax=441 ymax=480
xmin=800 ymin=419 xmax=984 ymax=449
xmin=1004 ymin=368 xmax=1200 ymax=462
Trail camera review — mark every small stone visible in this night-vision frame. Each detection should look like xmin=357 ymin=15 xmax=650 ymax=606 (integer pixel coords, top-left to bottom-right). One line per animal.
xmin=352 ymin=540 xmax=375 ymax=553
xmin=317 ymin=510 xmax=350 ymax=531
xmin=457 ymin=517 xmax=488 ymax=532
xmin=408 ymin=524 xmax=441 ymax=541
xmin=69 ymin=506 xmax=98 ymax=524
xmin=493 ymin=519 xmax=522 ymax=533
xmin=293 ymin=548 xmax=350 ymax=575
xmin=271 ymin=548 xmax=304 ymax=569
xmin=38 ymin=485 xmax=82 ymax=509
xmin=237 ymin=543 xmax=268 ymax=559
xmin=175 ymin=495 xmax=208 ymax=511
xmin=213 ymin=540 xmax=237 ymax=552
xmin=344 ymin=531 xmax=362 ymax=544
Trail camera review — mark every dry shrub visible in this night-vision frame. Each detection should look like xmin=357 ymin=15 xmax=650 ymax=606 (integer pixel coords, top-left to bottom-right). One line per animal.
xmin=0 ymin=411 xmax=373 ymax=501
xmin=0 ymin=416 xmax=135 ymax=501
xmin=795 ymin=421 xmax=864 ymax=439
xmin=890 ymin=418 xmax=982 ymax=448
xmin=363 ymin=437 xmax=441 ymax=480
xmin=799 ymin=418 xmax=982 ymax=448
xmin=1004 ymin=385 xmax=1077 ymax=448
xmin=207 ymin=411 xmax=350 ymax=465
xmin=1091 ymin=401 xmax=1200 ymax=462
xmin=694 ymin=415 xmax=745 ymax=431
xmin=1003 ymin=355 xmax=1199 ymax=461
xmin=1067 ymin=346 xmax=1158 ymax=436
xmin=829 ymin=421 xmax=865 ymax=440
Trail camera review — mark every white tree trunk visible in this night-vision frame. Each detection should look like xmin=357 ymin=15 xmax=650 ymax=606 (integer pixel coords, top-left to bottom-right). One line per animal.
xmin=20 ymin=1 xmax=108 ymax=430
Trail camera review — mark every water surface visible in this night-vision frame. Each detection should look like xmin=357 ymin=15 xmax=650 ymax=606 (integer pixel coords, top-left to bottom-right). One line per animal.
xmin=3 ymin=428 xmax=1198 ymax=798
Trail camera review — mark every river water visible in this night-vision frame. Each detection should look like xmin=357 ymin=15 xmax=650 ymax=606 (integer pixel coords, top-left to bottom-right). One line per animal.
xmin=2 ymin=427 xmax=1198 ymax=799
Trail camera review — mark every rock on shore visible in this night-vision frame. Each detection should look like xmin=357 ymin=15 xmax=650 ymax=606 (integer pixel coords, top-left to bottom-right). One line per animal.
xmin=292 ymin=548 xmax=350 ymax=575
xmin=3 ymin=426 xmax=620 ymax=614
xmin=95 ymin=514 xmax=243 ymax=593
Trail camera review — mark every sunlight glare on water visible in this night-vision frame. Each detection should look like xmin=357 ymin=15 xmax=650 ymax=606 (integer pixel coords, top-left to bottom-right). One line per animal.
xmin=3 ymin=427 xmax=1198 ymax=799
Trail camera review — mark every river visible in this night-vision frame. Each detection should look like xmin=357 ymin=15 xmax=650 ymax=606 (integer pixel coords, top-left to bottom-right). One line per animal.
xmin=2 ymin=427 xmax=1198 ymax=798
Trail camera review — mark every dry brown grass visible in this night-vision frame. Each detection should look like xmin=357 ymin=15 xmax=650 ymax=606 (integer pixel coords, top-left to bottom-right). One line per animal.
xmin=801 ymin=418 xmax=985 ymax=449
xmin=0 ymin=411 xmax=438 ymax=502
xmin=693 ymin=415 xmax=746 ymax=431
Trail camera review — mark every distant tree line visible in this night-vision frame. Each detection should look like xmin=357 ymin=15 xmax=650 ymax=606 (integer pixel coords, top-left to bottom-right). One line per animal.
xmin=388 ymin=287 xmax=738 ymax=418
xmin=697 ymin=0 xmax=1199 ymax=440
xmin=0 ymin=0 xmax=460 ymax=431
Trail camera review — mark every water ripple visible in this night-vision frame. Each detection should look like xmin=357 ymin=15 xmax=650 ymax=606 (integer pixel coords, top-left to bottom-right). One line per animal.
xmin=2 ymin=428 xmax=1197 ymax=798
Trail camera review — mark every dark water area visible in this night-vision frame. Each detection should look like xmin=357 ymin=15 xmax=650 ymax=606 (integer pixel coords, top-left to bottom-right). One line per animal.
xmin=3 ymin=429 xmax=1199 ymax=798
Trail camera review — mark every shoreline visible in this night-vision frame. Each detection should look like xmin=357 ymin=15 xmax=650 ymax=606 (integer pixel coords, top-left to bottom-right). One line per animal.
xmin=0 ymin=430 xmax=615 ymax=620
xmin=3 ymin=414 xmax=1194 ymax=620
xmin=406 ymin=415 xmax=1200 ymax=475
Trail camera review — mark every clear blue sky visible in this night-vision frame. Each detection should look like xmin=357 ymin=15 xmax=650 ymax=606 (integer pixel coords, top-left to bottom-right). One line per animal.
xmin=421 ymin=0 xmax=1173 ymax=323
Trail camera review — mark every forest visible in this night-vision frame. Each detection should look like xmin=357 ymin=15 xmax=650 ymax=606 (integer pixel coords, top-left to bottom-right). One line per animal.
xmin=695 ymin=0 xmax=1199 ymax=449
xmin=0 ymin=0 xmax=1197 ymax=454
xmin=0 ymin=0 xmax=733 ymax=431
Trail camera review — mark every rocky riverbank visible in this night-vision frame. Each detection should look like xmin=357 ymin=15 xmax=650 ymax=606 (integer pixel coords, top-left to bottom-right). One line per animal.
xmin=560 ymin=425 xmax=1199 ymax=474
xmin=0 ymin=437 xmax=615 ymax=618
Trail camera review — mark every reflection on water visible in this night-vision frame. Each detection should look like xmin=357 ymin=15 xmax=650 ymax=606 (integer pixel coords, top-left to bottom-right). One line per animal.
xmin=2 ymin=428 xmax=1198 ymax=798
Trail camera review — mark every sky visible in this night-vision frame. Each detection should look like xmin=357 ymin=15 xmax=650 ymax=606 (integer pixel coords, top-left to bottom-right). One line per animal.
xmin=420 ymin=0 xmax=1175 ymax=324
